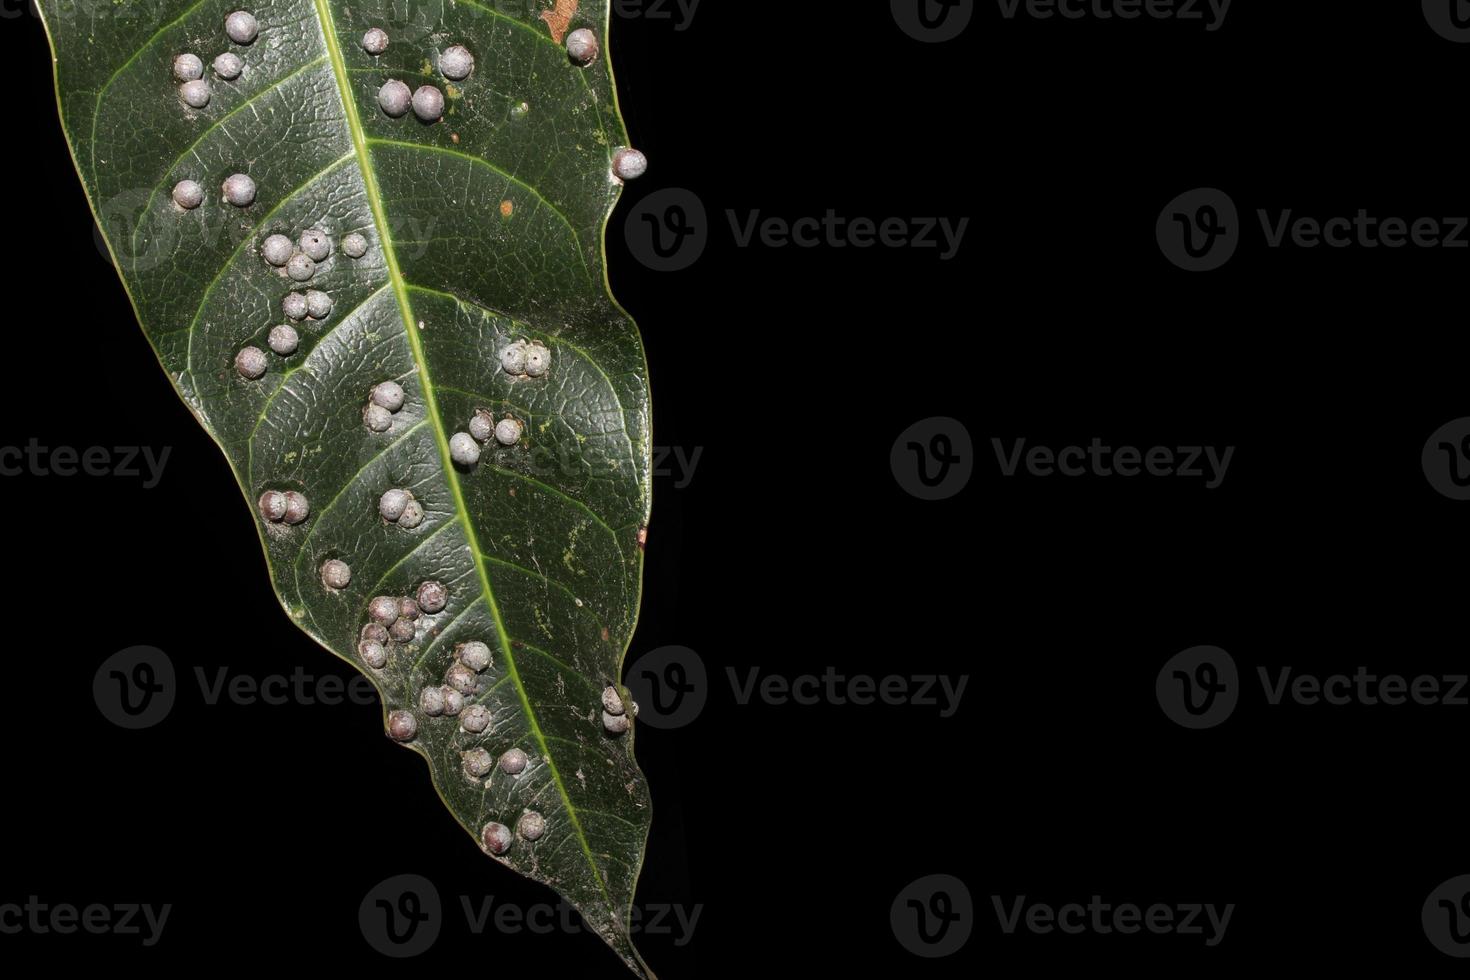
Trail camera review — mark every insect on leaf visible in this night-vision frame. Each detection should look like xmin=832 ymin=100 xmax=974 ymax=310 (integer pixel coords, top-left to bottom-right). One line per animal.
xmin=39 ymin=0 xmax=654 ymax=972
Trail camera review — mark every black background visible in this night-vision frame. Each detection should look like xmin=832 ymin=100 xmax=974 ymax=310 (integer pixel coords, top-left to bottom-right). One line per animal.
xmin=3 ymin=0 xmax=1468 ymax=974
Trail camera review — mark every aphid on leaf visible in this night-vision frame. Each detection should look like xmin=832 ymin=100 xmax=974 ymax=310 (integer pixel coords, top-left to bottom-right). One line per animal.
xmin=494 ymin=418 xmax=522 ymax=446
xmin=282 ymin=491 xmax=310 ymax=524
xmin=172 ymin=180 xmax=204 ymax=210
xmin=261 ymin=234 xmax=292 ymax=266
xmin=524 ymin=343 xmax=550 ymax=378
xmin=500 ymin=748 xmax=529 ymax=775
xmin=388 ymin=617 xmax=416 ymax=643
xmin=612 ymin=147 xmax=648 ymax=181
xmin=222 ymin=173 xmax=256 ymax=207
xmin=363 ymin=404 xmax=392 ymax=432
xmin=362 ymin=28 xmax=389 ymax=56
xmin=457 ymin=641 xmax=491 ymax=672
xmin=342 ymin=232 xmax=368 ymax=258
xmin=412 ymin=85 xmax=445 ymax=122
xmin=235 ymin=346 xmax=267 ymax=379
xmin=258 ymin=490 xmax=286 ymax=522
xmin=449 ymin=432 xmax=481 ymax=467
xmin=305 ymin=290 xmax=332 ymax=319
xmin=398 ymin=499 xmax=425 ymax=528
xmin=224 ymin=11 xmax=258 ymax=45
xmin=481 ymin=822 xmax=513 ymax=855
xmin=417 ymin=580 xmax=448 ymax=613
xmin=368 ymin=595 xmax=400 ymax=625
xmin=439 ymin=45 xmax=474 ymax=80
xmin=419 ymin=686 xmax=445 ymax=717
xmin=517 ymin=812 xmax=547 ymax=841
xmin=180 ymin=80 xmax=210 ymax=108
xmin=299 ymin=229 xmax=331 ymax=261
xmin=358 ymin=640 xmax=387 ymax=669
xmin=173 ymin=54 xmax=203 ymax=82
xmin=282 ymin=291 xmax=307 ymax=320
xmin=268 ymin=324 xmax=298 ymax=355
xmin=321 ymin=559 xmax=351 ymax=590
xmin=463 ymin=748 xmax=492 ymax=778
xmin=387 ymin=710 xmax=417 ymax=741
xmin=213 ymin=53 xmax=243 ymax=80
xmin=461 ymin=704 xmax=491 ymax=733
xmin=566 ymin=28 xmax=599 ymax=66
xmin=286 ymin=253 xmax=315 ymax=282
xmin=500 ymin=342 xmax=527 ymax=376
xmin=378 ymin=80 xmax=411 ymax=118
xmin=371 ymin=381 xmax=405 ymax=412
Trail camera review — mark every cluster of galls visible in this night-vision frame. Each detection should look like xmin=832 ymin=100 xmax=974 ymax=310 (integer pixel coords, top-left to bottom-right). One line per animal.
xmin=168 ymin=13 xmax=259 ymax=210
xmin=378 ymin=486 xmax=425 ymax=529
xmin=601 ymin=684 xmax=637 ymax=735
xmin=257 ymin=488 xmax=309 ymax=527
xmin=450 ymin=409 xmax=522 ymax=468
xmin=373 ymin=36 xmax=474 ymax=124
xmin=499 ymin=339 xmax=551 ymax=379
xmin=170 ymin=10 xmax=255 ymax=112
xmin=234 ymin=228 xmax=369 ymax=380
xmin=363 ymin=380 xmax=407 ymax=433
xmin=359 ymin=581 xmax=447 ymax=670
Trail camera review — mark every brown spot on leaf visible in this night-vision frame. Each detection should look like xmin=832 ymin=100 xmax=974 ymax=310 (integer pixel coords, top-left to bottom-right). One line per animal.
xmin=500 ymin=199 xmax=514 ymax=218
xmin=600 ymin=626 xmax=610 ymax=642
xmin=540 ymin=0 xmax=578 ymax=44
xmin=636 ymin=526 xmax=648 ymax=551
xmin=450 ymin=132 xmax=460 ymax=144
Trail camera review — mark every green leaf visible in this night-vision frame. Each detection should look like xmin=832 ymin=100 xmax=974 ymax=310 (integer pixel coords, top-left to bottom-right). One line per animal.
xmin=40 ymin=0 xmax=653 ymax=973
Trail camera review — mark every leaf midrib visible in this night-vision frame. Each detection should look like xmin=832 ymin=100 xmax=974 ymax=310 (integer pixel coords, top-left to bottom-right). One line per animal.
xmin=310 ymin=0 xmax=615 ymax=910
